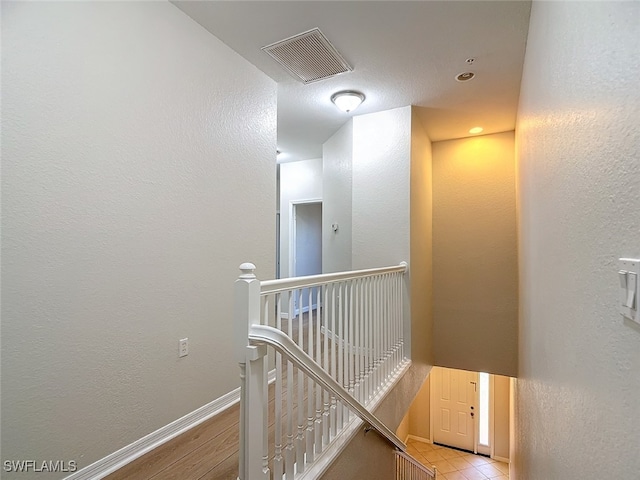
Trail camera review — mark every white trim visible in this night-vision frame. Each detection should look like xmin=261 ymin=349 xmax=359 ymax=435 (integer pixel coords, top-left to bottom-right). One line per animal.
xmin=289 ymin=198 xmax=322 ymax=279
xmin=493 ymin=455 xmax=510 ymax=464
xmin=406 ymin=434 xmax=431 ymax=444
xmin=489 ymin=374 xmax=496 ymax=459
xmin=476 ymin=372 xmax=492 ymax=457
xmin=64 ymin=369 xmax=277 ymax=480
xmin=429 ymin=368 xmax=434 ymax=445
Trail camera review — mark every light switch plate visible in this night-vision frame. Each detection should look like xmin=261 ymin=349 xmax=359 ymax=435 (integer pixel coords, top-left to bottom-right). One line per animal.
xmin=619 ymin=258 xmax=640 ymax=325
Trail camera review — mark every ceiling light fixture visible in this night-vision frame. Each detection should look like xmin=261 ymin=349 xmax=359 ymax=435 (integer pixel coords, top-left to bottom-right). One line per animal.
xmin=331 ymin=90 xmax=365 ymax=113
xmin=469 ymin=127 xmax=484 ymax=134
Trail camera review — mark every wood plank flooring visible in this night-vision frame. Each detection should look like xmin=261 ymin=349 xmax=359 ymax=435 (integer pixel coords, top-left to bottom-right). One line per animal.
xmin=105 ymin=401 xmax=240 ymax=480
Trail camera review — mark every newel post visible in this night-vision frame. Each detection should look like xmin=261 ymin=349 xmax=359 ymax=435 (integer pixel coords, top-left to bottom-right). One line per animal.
xmin=235 ymin=263 xmax=269 ymax=480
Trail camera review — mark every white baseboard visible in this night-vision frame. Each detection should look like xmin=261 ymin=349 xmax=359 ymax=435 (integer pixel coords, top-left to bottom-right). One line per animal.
xmin=493 ymin=454 xmax=510 ymax=463
xmin=406 ymin=434 xmax=431 ymax=444
xmin=65 ymin=369 xmax=277 ymax=480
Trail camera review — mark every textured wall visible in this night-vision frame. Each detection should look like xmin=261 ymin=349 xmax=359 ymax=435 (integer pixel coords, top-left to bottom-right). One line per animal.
xmin=408 ymin=374 xmax=431 ymax=441
xmin=279 ymin=158 xmax=323 ymax=278
xmin=493 ymin=375 xmax=510 ymax=460
xmin=410 ymin=110 xmax=434 ymax=368
xmin=515 ymin=1 xmax=640 ymax=478
xmin=322 ymin=121 xmax=353 ymax=273
xmin=1 ymin=1 xmax=276 ymax=475
xmin=396 ymin=411 xmax=410 ymax=442
xmin=352 ymin=107 xmax=411 ymax=270
xmin=432 ymin=132 xmax=518 ymax=377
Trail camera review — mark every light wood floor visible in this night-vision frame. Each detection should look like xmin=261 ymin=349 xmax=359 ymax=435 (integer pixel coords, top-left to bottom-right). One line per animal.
xmin=105 ymin=401 xmax=240 ymax=480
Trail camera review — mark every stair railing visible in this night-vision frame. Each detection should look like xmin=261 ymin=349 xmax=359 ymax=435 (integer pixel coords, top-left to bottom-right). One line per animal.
xmin=395 ymin=451 xmax=437 ymax=480
xmin=235 ymin=262 xmax=409 ymax=480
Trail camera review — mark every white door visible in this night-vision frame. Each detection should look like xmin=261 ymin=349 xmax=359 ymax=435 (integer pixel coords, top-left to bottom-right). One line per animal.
xmin=432 ymin=366 xmax=478 ymax=452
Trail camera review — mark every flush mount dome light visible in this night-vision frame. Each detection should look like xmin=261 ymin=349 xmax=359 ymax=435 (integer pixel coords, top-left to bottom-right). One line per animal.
xmin=331 ymin=90 xmax=365 ymax=113
xmin=469 ymin=127 xmax=484 ymax=134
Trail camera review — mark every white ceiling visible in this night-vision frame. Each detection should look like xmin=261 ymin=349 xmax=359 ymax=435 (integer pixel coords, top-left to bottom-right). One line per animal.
xmin=173 ymin=1 xmax=532 ymax=161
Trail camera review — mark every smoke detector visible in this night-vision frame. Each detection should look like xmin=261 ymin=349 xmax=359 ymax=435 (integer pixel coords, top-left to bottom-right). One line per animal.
xmin=262 ymin=28 xmax=352 ymax=84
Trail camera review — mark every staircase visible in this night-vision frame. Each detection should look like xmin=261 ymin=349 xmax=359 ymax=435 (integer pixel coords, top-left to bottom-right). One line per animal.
xmin=235 ymin=263 xmax=436 ymax=480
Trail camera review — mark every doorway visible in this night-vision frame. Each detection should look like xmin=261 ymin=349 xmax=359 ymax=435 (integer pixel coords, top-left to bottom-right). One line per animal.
xmin=430 ymin=366 xmax=512 ymax=462
xmin=291 ymin=201 xmax=322 ymax=313
xmin=431 ymin=366 xmax=478 ymax=452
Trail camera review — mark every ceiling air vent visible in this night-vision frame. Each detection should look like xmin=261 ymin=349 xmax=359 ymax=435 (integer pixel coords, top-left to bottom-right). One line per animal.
xmin=262 ymin=28 xmax=352 ymax=84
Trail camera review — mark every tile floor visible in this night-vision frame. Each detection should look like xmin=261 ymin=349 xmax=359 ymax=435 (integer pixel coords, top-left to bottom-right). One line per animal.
xmin=406 ymin=439 xmax=509 ymax=480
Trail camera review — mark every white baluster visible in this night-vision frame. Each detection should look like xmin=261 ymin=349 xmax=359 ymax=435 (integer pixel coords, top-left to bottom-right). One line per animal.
xmin=373 ymin=277 xmax=379 ymax=390
xmin=329 ymin=282 xmax=337 ymax=438
xmin=322 ymin=284 xmax=330 ymax=444
xmin=285 ymin=291 xmax=295 ymax=479
xmin=306 ymin=287 xmax=315 ymax=464
xmin=355 ymin=277 xmax=362 ymax=404
xmin=296 ymin=287 xmax=305 ymax=472
xmin=396 ymin=272 xmax=401 ymax=362
xmin=386 ymin=275 xmax=391 ymax=372
xmin=382 ymin=275 xmax=387 ymax=384
xmin=337 ymin=282 xmax=343 ymax=431
xmin=314 ymin=285 xmax=323 ymax=454
xmin=397 ymin=275 xmax=404 ymax=359
xmin=396 ymin=272 xmax=402 ymax=366
xmin=273 ymin=294 xmax=283 ymax=479
xmin=365 ymin=276 xmax=372 ymax=403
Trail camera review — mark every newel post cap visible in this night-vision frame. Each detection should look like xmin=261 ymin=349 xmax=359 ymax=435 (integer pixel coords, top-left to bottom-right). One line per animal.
xmin=239 ymin=263 xmax=257 ymax=279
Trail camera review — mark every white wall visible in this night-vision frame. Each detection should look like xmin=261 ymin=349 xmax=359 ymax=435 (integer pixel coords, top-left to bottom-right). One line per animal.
xmin=1 ymin=1 xmax=276 ymax=475
xmin=322 ymin=122 xmax=353 ymax=273
xmin=516 ymin=2 xmax=640 ymax=478
xmin=352 ymin=107 xmax=411 ymax=270
xmin=279 ymin=158 xmax=323 ymax=278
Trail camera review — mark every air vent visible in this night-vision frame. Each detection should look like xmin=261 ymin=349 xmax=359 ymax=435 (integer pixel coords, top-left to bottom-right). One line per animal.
xmin=262 ymin=28 xmax=352 ymax=84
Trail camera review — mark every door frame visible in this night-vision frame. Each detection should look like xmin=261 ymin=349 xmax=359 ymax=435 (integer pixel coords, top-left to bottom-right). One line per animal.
xmin=475 ymin=373 xmax=495 ymax=457
xmin=429 ymin=367 xmax=499 ymax=456
xmin=429 ymin=366 xmax=478 ymax=453
xmin=289 ymin=198 xmax=322 ymax=278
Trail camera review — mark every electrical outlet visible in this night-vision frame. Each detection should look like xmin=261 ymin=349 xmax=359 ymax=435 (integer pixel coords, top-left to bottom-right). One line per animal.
xmin=179 ymin=338 xmax=188 ymax=358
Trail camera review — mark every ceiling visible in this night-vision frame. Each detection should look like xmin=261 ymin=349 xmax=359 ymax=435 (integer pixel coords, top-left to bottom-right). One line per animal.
xmin=173 ymin=1 xmax=532 ymax=162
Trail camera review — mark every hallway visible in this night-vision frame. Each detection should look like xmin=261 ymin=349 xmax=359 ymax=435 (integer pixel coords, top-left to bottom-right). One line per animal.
xmin=406 ymin=440 xmax=509 ymax=480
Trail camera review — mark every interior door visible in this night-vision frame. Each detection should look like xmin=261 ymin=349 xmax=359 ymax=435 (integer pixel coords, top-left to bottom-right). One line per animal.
xmin=432 ymin=366 xmax=478 ymax=452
